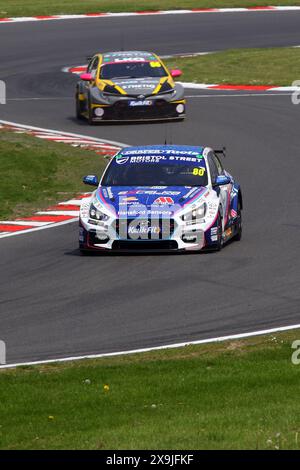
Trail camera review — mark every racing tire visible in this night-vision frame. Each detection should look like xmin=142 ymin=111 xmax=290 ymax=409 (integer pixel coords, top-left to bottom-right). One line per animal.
xmin=233 ymin=201 xmax=242 ymax=242
xmin=87 ymin=94 xmax=96 ymax=125
xmin=212 ymin=211 xmax=223 ymax=252
xmin=76 ymin=94 xmax=84 ymax=120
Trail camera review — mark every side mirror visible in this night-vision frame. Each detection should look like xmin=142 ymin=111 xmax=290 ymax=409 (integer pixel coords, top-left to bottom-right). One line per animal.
xmin=80 ymin=73 xmax=93 ymax=81
xmin=83 ymin=175 xmax=99 ymax=186
xmin=214 ymin=175 xmax=231 ymax=186
xmin=171 ymin=69 xmax=182 ymax=78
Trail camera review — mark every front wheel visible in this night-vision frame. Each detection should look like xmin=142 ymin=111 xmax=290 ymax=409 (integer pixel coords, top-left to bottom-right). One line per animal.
xmin=76 ymin=93 xmax=84 ymax=120
xmin=211 ymin=211 xmax=223 ymax=252
xmin=87 ymin=95 xmax=96 ymax=125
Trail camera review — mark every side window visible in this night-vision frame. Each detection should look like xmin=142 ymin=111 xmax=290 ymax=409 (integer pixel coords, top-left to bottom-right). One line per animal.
xmin=87 ymin=58 xmax=94 ymax=73
xmin=91 ymin=58 xmax=99 ymax=78
xmin=87 ymin=58 xmax=99 ymax=78
xmin=207 ymin=154 xmax=218 ymax=184
xmin=213 ymin=154 xmax=224 ymax=175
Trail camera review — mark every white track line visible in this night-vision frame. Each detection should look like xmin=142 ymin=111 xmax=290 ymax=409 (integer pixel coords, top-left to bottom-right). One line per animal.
xmin=7 ymin=97 xmax=72 ymax=101
xmin=1 ymin=323 xmax=300 ymax=369
xmin=186 ymin=92 xmax=293 ymax=98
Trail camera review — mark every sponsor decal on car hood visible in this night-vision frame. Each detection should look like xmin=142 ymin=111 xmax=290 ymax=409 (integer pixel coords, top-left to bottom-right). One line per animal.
xmin=97 ymin=186 xmax=207 ymax=217
xmin=111 ymin=78 xmax=165 ymax=96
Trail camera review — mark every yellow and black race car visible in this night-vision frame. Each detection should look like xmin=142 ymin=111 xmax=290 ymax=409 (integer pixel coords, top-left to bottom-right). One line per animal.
xmin=76 ymin=51 xmax=186 ymax=123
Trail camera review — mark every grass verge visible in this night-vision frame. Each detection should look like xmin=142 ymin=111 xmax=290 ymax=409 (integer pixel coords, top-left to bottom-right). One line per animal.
xmin=1 ymin=330 xmax=300 ymax=449
xmin=0 ymin=0 xmax=300 ymax=18
xmin=0 ymin=130 xmax=107 ymax=220
xmin=165 ymin=47 xmax=300 ymax=86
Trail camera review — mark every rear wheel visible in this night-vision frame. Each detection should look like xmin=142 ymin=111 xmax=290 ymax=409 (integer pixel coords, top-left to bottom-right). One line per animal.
xmin=233 ymin=200 xmax=242 ymax=241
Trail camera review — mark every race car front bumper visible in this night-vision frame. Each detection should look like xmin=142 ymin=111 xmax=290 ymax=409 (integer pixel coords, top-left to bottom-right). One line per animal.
xmin=79 ymin=215 xmax=220 ymax=253
xmin=90 ymin=99 xmax=186 ymax=122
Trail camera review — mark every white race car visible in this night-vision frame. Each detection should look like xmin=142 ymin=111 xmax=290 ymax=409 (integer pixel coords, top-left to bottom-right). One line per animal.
xmin=79 ymin=145 xmax=242 ymax=253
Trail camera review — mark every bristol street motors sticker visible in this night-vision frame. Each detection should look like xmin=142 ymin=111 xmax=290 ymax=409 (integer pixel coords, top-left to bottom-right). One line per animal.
xmin=116 ymin=154 xmax=129 ymax=165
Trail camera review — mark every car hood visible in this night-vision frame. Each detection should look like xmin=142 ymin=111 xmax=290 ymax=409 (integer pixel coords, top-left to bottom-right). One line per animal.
xmin=109 ymin=77 xmax=168 ymax=96
xmin=96 ymin=186 xmax=208 ymax=217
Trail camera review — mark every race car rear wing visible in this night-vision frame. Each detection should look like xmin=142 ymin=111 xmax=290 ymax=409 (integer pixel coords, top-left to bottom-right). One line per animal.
xmin=214 ymin=147 xmax=226 ymax=158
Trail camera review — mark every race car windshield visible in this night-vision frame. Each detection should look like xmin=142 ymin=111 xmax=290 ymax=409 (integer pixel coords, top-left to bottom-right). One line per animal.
xmin=100 ymin=62 xmax=168 ymax=79
xmin=102 ymin=161 xmax=208 ymax=187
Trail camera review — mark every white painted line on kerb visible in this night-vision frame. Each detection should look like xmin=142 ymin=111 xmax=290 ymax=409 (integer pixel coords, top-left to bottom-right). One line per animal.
xmin=180 ymin=82 xmax=300 ymax=91
xmin=37 ymin=210 xmax=79 ymax=216
xmin=58 ymin=200 xmax=82 ymax=206
xmin=0 ymin=218 xmax=78 ymax=239
xmin=0 ymin=119 xmax=127 ymax=148
xmin=1 ymin=323 xmax=300 ymax=369
xmin=0 ymin=220 xmax=52 ymax=227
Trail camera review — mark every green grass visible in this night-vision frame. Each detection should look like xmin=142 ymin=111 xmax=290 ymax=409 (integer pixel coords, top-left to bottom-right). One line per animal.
xmin=165 ymin=47 xmax=300 ymax=86
xmin=1 ymin=331 xmax=300 ymax=449
xmin=0 ymin=0 xmax=300 ymax=17
xmin=0 ymin=131 xmax=107 ymax=220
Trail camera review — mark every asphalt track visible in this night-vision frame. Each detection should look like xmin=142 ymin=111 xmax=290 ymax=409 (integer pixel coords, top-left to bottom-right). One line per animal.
xmin=0 ymin=11 xmax=300 ymax=364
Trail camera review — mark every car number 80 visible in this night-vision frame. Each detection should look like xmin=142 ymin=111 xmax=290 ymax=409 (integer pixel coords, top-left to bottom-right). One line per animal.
xmin=193 ymin=168 xmax=205 ymax=176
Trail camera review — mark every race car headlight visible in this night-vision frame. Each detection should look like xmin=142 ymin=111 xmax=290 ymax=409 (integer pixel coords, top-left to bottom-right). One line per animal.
xmin=181 ymin=203 xmax=207 ymax=223
xmin=102 ymin=85 xmax=121 ymax=96
xmin=89 ymin=204 xmax=109 ymax=223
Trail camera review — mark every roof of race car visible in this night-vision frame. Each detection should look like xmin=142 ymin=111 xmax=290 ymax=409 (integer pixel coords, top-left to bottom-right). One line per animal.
xmin=115 ymin=145 xmax=205 ymax=161
xmin=119 ymin=145 xmax=205 ymax=152
xmin=101 ymin=51 xmax=157 ymax=63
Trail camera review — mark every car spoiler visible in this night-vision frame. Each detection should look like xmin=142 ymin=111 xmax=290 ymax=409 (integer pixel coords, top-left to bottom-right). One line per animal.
xmin=214 ymin=147 xmax=226 ymax=158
